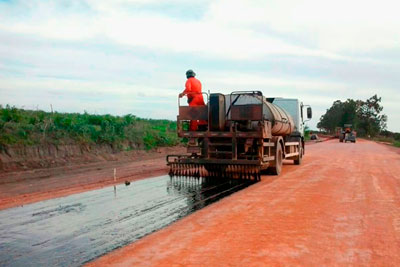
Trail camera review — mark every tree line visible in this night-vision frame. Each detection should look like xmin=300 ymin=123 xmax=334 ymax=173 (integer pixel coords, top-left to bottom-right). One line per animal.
xmin=317 ymin=95 xmax=387 ymax=137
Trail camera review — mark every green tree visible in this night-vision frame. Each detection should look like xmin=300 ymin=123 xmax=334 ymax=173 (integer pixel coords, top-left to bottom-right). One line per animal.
xmin=318 ymin=94 xmax=386 ymax=137
xmin=357 ymin=95 xmax=387 ymax=137
xmin=317 ymin=99 xmax=358 ymax=133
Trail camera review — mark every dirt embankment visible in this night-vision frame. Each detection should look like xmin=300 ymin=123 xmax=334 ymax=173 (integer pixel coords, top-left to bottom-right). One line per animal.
xmin=0 ymin=145 xmax=185 ymax=210
xmin=0 ymin=143 xmax=151 ymax=172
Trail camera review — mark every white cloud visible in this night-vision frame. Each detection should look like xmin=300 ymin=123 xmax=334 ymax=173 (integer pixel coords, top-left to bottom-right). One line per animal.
xmin=0 ymin=76 xmax=177 ymax=98
xmin=0 ymin=0 xmax=400 ymax=131
xmin=2 ymin=0 xmax=400 ymax=58
xmin=0 ymin=76 xmax=177 ymax=119
xmin=205 ymin=73 xmax=347 ymax=92
xmin=207 ymin=0 xmax=400 ymax=53
xmin=0 ymin=0 xmax=346 ymax=60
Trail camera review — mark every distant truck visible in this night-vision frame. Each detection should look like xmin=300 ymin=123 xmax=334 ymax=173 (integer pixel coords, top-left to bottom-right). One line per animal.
xmin=167 ymin=91 xmax=312 ymax=179
xmin=339 ymin=124 xmax=356 ymax=143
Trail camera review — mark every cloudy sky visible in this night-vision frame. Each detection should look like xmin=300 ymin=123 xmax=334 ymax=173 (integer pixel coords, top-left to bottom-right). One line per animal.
xmin=1 ymin=0 xmax=399 ymax=131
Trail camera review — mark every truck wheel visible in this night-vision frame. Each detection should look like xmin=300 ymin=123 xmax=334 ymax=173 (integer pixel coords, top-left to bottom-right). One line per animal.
xmin=294 ymin=145 xmax=302 ymax=165
xmin=269 ymin=144 xmax=283 ymax=175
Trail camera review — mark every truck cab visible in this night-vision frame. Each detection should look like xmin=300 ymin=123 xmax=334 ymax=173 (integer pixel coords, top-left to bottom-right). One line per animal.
xmin=269 ymin=98 xmax=309 ymax=138
xmin=269 ymin=98 xmax=311 ymax=152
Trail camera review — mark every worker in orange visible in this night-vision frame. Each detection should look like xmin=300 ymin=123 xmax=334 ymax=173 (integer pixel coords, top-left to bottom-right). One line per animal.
xmin=179 ymin=69 xmax=206 ymax=131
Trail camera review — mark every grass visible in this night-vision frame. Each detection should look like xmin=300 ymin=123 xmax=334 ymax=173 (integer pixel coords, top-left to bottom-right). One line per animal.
xmin=304 ymin=126 xmax=311 ymax=141
xmin=373 ymin=136 xmax=394 ymax=143
xmin=370 ymin=135 xmax=400 ymax=148
xmin=0 ymin=105 xmax=179 ymax=151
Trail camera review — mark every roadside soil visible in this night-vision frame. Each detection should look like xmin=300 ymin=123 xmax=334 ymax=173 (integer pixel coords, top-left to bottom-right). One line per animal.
xmin=0 ymin=146 xmax=184 ymax=210
xmin=90 ymin=139 xmax=400 ymax=266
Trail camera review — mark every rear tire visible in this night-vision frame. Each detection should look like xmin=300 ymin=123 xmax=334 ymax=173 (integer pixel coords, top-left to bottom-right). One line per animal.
xmin=269 ymin=144 xmax=283 ymax=175
xmin=294 ymin=144 xmax=302 ymax=165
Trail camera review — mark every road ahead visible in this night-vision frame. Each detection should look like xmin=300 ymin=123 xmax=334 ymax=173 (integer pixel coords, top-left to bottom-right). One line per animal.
xmin=91 ymin=139 xmax=400 ymax=266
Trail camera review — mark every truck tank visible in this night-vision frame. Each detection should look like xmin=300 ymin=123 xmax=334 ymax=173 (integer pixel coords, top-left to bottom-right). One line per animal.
xmin=225 ymin=94 xmax=295 ymax=136
xmin=263 ymin=100 xmax=295 ymax=136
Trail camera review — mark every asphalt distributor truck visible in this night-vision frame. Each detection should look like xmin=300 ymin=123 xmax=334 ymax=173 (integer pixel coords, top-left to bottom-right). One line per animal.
xmin=167 ymin=91 xmax=312 ymax=180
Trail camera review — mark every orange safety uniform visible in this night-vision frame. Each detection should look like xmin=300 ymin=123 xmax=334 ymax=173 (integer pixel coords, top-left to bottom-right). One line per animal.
xmin=182 ymin=77 xmax=206 ymax=131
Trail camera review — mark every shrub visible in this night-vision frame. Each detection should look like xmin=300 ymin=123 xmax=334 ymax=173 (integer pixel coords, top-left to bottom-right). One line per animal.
xmin=0 ymin=106 xmax=179 ymax=150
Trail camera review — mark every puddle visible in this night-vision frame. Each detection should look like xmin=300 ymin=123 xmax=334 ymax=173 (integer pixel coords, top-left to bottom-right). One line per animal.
xmin=0 ymin=175 xmax=255 ymax=266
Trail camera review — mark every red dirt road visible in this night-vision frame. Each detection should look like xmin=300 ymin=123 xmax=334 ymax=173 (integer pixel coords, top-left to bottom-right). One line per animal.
xmin=90 ymin=139 xmax=400 ymax=266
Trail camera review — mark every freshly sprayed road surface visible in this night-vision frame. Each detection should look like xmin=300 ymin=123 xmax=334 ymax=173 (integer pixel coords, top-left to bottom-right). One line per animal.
xmin=0 ymin=176 xmax=254 ymax=266
xmin=91 ymin=139 xmax=400 ymax=266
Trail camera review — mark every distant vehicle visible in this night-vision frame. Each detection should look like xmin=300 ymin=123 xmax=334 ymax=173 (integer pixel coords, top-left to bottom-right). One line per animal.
xmin=339 ymin=124 xmax=356 ymax=143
